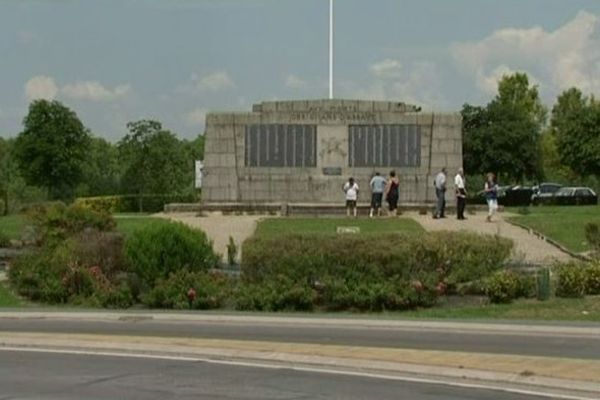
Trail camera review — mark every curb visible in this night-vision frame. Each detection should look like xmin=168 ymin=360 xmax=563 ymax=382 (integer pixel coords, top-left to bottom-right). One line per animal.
xmin=1 ymin=311 xmax=600 ymax=338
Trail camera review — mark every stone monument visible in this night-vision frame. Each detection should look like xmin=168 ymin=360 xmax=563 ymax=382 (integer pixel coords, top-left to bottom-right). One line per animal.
xmin=202 ymin=99 xmax=462 ymax=206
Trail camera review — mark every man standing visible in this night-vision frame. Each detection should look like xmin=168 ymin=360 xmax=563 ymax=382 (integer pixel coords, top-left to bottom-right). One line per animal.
xmin=343 ymin=177 xmax=359 ymax=217
xmin=433 ymin=167 xmax=446 ymax=219
xmin=454 ymin=167 xmax=467 ymax=220
xmin=369 ymin=172 xmax=386 ymax=218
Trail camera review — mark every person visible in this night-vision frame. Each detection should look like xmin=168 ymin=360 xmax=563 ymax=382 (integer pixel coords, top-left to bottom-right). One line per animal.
xmin=484 ymin=172 xmax=498 ymax=222
xmin=384 ymin=170 xmax=400 ymax=216
xmin=433 ymin=167 xmax=447 ymax=219
xmin=343 ymin=177 xmax=359 ymax=217
xmin=369 ymin=172 xmax=387 ymax=218
xmin=454 ymin=167 xmax=467 ymax=220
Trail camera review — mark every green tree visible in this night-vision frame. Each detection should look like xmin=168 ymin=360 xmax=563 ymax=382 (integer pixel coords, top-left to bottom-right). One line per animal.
xmin=77 ymin=136 xmax=121 ymax=197
xmin=14 ymin=100 xmax=90 ymax=200
xmin=462 ymin=72 xmax=546 ymax=182
xmin=0 ymin=138 xmax=18 ymax=215
xmin=551 ymin=87 xmax=600 ymax=179
xmin=118 ymin=120 xmax=191 ymax=196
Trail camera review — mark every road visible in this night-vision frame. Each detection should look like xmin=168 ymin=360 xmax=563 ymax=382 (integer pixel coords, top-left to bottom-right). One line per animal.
xmin=0 ymin=350 xmax=549 ymax=400
xmin=1 ymin=316 xmax=599 ymax=359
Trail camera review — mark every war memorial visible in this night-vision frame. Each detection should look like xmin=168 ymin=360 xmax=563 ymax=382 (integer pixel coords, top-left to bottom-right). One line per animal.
xmin=202 ymin=99 xmax=462 ymax=208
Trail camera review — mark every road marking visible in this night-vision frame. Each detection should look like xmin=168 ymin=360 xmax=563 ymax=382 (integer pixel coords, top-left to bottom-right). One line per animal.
xmin=0 ymin=346 xmax=596 ymax=400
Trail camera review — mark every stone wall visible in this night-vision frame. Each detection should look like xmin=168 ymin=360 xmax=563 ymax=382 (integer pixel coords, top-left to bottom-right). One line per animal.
xmin=203 ymin=99 xmax=462 ymax=204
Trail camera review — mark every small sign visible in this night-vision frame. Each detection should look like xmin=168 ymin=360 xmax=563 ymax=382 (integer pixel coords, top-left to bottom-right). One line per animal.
xmin=195 ymin=160 xmax=204 ymax=189
xmin=336 ymin=226 xmax=360 ymax=234
xmin=322 ymin=167 xmax=342 ymax=176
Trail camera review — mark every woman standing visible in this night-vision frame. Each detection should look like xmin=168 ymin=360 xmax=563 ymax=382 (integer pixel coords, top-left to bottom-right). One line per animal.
xmin=384 ymin=170 xmax=400 ymax=216
xmin=484 ymin=172 xmax=498 ymax=222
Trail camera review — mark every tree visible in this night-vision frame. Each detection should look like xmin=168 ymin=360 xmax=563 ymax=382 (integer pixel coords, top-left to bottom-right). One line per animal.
xmin=14 ymin=100 xmax=90 ymax=200
xmin=118 ymin=120 xmax=191 ymax=196
xmin=462 ymin=72 xmax=546 ymax=182
xmin=0 ymin=138 xmax=18 ymax=215
xmin=77 ymin=136 xmax=121 ymax=197
xmin=551 ymin=87 xmax=600 ymax=179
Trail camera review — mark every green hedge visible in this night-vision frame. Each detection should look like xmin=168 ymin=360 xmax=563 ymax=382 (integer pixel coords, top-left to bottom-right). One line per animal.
xmin=240 ymin=232 xmax=513 ymax=311
xmin=74 ymin=193 xmax=198 ymax=213
xmin=124 ymin=221 xmax=220 ymax=290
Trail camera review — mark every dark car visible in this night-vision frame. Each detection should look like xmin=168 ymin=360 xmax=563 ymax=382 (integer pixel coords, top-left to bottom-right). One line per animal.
xmin=550 ymin=187 xmax=598 ymax=205
xmin=531 ymin=182 xmax=563 ymax=205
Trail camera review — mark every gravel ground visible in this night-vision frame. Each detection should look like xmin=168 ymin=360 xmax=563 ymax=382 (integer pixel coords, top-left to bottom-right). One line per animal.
xmin=156 ymin=212 xmax=263 ymax=262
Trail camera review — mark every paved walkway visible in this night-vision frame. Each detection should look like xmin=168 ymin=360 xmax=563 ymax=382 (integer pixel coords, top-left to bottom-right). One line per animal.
xmin=156 ymin=212 xmax=262 ymax=262
xmin=408 ymin=211 xmax=572 ymax=265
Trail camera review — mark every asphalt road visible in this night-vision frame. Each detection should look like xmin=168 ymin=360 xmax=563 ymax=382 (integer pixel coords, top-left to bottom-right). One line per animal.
xmin=1 ymin=318 xmax=598 ymax=359
xmin=0 ymin=350 xmax=550 ymax=400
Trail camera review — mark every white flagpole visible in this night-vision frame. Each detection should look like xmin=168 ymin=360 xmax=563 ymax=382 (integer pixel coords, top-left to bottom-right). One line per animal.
xmin=329 ymin=0 xmax=333 ymax=99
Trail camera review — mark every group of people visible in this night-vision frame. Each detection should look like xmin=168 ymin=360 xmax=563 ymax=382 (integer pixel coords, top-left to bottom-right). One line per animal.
xmin=343 ymin=168 xmax=500 ymax=221
xmin=342 ymin=170 xmax=400 ymax=217
xmin=433 ymin=168 xmax=499 ymax=222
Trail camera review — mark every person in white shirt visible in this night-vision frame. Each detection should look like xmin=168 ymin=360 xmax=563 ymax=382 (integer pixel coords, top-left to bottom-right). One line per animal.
xmin=343 ymin=177 xmax=359 ymax=217
xmin=433 ymin=167 xmax=447 ymax=219
xmin=454 ymin=167 xmax=467 ymax=220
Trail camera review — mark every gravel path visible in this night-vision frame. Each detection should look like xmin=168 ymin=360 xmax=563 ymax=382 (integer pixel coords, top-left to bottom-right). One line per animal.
xmin=408 ymin=211 xmax=572 ymax=265
xmin=156 ymin=212 xmax=262 ymax=262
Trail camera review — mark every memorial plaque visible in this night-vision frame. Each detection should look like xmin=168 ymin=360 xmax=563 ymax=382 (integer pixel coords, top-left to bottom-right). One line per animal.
xmin=322 ymin=167 xmax=342 ymax=175
xmin=245 ymin=124 xmax=316 ymax=167
xmin=348 ymin=125 xmax=421 ymax=167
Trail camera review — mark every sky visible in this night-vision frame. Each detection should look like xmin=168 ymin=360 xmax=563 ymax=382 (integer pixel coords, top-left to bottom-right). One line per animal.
xmin=2 ymin=0 xmax=600 ymax=141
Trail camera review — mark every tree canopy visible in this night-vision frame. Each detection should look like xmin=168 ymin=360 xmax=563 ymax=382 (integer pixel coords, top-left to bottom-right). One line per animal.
xmin=462 ymin=72 xmax=546 ymax=183
xmin=14 ymin=100 xmax=90 ymax=200
xmin=118 ymin=120 xmax=193 ymax=195
xmin=551 ymin=87 xmax=600 ymax=179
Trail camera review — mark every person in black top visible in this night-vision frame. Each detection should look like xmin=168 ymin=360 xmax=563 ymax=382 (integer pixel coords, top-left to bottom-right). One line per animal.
xmin=384 ymin=170 xmax=400 ymax=216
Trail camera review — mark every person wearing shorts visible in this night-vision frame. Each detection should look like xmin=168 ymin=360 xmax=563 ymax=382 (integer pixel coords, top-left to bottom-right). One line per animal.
xmin=343 ymin=177 xmax=359 ymax=217
xmin=369 ymin=172 xmax=387 ymax=218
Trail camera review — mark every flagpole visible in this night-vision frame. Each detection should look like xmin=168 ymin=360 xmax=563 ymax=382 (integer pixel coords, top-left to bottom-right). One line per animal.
xmin=329 ymin=0 xmax=333 ymax=99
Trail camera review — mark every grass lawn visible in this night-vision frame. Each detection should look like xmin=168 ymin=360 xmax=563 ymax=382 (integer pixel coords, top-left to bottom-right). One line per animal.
xmin=507 ymin=205 xmax=600 ymax=253
xmin=0 ymin=283 xmax=22 ymax=307
xmin=0 ymin=214 xmax=27 ymax=240
xmin=401 ymin=296 xmax=600 ymax=322
xmin=114 ymin=214 xmax=161 ymax=237
xmin=254 ymin=217 xmax=424 ymax=238
xmin=0 ymin=213 xmax=160 ymax=240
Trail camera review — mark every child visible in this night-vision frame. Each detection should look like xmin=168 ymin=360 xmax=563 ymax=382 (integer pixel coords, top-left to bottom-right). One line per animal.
xmin=343 ymin=177 xmax=359 ymax=217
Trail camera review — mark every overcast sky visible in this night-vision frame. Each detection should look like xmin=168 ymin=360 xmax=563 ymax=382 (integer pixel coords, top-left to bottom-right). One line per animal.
xmin=2 ymin=0 xmax=600 ymax=141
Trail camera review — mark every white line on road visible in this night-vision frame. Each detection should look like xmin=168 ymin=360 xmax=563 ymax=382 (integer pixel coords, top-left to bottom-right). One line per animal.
xmin=0 ymin=346 xmax=596 ymax=400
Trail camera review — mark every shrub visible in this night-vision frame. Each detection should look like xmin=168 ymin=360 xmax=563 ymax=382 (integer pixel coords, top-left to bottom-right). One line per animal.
xmin=555 ymin=263 xmax=587 ymax=298
xmin=485 ymin=270 xmax=520 ymax=303
xmin=242 ymin=232 xmax=512 ymax=286
xmin=142 ymin=270 xmax=230 ymax=309
xmin=239 ymin=231 xmax=511 ymax=311
xmin=8 ymin=228 xmax=131 ymax=306
xmin=74 ymin=194 xmax=199 ymax=214
xmin=234 ymin=279 xmax=316 ymax=312
xmin=9 ymin=248 xmax=70 ymax=303
xmin=124 ymin=221 xmax=219 ymax=289
xmin=0 ymin=232 xmax=10 ymax=247
xmin=585 ymin=262 xmax=600 ymax=295
xmin=227 ymin=236 xmax=238 ymax=266
xmin=25 ymin=202 xmax=115 ymax=246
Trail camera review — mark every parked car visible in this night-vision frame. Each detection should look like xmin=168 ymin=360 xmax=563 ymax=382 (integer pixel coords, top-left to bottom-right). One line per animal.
xmin=550 ymin=187 xmax=598 ymax=205
xmin=531 ymin=182 xmax=563 ymax=205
